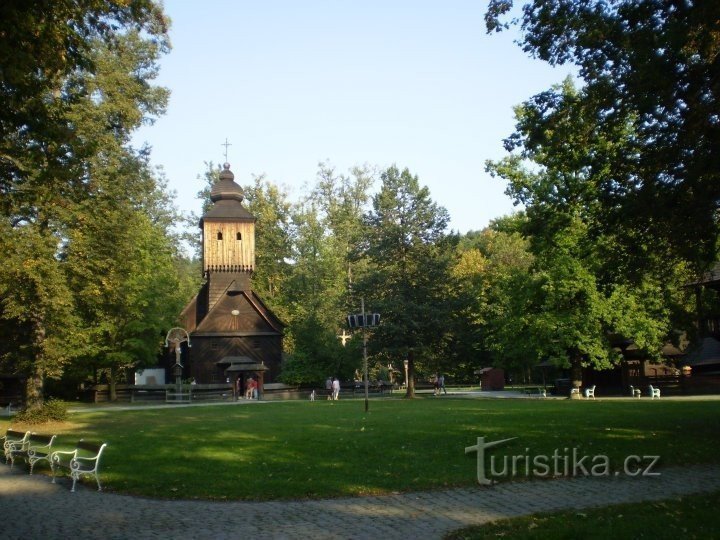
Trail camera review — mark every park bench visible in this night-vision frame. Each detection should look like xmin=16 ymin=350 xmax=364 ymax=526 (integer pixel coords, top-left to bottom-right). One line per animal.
xmin=649 ymin=385 xmax=661 ymax=399
xmin=629 ymin=386 xmax=642 ymax=398
xmin=2 ymin=429 xmax=30 ymax=463
xmin=51 ymin=440 xmax=108 ymax=492
xmin=7 ymin=433 xmax=56 ymax=473
xmin=584 ymin=385 xmax=596 ymax=399
xmin=522 ymin=387 xmax=547 ymax=398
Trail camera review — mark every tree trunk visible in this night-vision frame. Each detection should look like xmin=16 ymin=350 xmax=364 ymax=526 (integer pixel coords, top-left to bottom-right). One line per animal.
xmin=25 ymin=316 xmax=46 ymax=410
xmin=405 ymin=349 xmax=416 ymax=398
xmin=109 ymin=367 xmax=118 ymax=402
xmin=570 ymin=353 xmax=583 ymax=399
xmin=24 ymin=364 xmax=44 ymax=410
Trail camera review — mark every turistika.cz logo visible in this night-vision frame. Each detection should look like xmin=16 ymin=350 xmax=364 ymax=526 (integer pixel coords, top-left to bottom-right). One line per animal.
xmin=465 ymin=436 xmax=660 ymax=485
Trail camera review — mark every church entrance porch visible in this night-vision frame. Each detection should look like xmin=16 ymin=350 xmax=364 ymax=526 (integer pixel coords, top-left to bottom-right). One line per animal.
xmin=218 ymin=356 xmax=267 ymax=400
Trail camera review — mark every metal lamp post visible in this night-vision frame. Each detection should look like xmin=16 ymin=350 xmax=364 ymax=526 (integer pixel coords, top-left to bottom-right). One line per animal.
xmin=346 ymin=298 xmax=380 ymax=413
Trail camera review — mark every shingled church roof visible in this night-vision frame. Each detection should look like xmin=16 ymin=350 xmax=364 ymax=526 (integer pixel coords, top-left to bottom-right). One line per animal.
xmin=201 ymin=163 xmax=255 ymax=222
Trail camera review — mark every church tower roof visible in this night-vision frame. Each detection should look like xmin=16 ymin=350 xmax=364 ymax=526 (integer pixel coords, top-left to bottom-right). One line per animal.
xmin=202 ymin=163 xmax=255 ymax=221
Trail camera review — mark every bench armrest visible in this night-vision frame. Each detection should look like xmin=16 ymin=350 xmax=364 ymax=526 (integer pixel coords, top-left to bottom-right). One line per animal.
xmin=28 ymin=441 xmax=54 ymax=457
xmin=50 ymin=449 xmax=77 ymax=466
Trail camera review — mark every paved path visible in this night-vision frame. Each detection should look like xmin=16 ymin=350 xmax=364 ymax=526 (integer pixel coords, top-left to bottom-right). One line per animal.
xmin=2 ymin=463 xmax=720 ymax=539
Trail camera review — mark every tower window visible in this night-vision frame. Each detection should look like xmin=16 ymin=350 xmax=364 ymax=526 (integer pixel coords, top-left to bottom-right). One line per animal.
xmin=217 ymin=231 xmax=223 ymax=240
xmin=236 ymin=232 xmax=242 ymax=241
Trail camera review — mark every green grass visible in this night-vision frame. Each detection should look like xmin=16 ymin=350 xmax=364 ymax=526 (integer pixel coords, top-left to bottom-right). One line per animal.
xmin=2 ymin=397 xmax=719 ymax=500
xmin=445 ymin=490 xmax=720 ymax=539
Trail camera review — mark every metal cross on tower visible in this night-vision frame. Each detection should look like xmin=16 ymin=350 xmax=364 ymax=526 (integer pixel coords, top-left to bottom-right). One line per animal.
xmin=221 ymin=138 xmax=232 ymax=162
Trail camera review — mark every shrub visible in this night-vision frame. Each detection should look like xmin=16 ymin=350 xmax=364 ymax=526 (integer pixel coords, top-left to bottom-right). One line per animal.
xmin=13 ymin=398 xmax=68 ymax=424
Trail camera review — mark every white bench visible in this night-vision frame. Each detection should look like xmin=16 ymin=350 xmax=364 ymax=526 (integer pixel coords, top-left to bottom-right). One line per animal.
xmin=584 ymin=385 xmax=596 ymax=399
xmin=7 ymin=433 xmax=56 ymax=473
xmin=649 ymin=385 xmax=661 ymax=399
xmin=629 ymin=386 xmax=641 ymax=398
xmin=2 ymin=429 xmax=30 ymax=463
xmin=51 ymin=440 xmax=107 ymax=492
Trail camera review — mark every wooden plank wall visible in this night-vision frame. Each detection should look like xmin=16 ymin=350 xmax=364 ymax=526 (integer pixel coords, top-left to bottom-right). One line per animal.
xmin=203 ymin=221 xmax=255 ymax=271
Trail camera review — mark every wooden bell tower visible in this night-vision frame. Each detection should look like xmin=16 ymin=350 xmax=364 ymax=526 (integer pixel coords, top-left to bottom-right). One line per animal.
xmin=202 ymin=163 xmax=255 ymax=274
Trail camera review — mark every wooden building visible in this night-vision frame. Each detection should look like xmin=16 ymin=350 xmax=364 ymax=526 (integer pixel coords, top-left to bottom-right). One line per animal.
xmin=177 ymin=163 xmax=284 ymax=390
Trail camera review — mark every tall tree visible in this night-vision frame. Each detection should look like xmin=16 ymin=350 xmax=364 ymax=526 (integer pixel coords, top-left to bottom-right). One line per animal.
xmin=356 ymin=166 xmax=452 ymax=397
xmin=281 ymin=164 xmax=373 ymax=384
xmin=486 ymin=0 xmax=720 ymax=268
xmin=451 ymin=217 xmax=534 ymax=380
xmin=0 ymin=1 xmax=170 ymax=407
xmin=486 ymin=81 xmax=694 ymax=393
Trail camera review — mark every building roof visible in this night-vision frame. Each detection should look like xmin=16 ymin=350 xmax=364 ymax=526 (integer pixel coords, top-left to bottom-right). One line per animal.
xmin=201 ymin=163 xmax=256 ymax=222
xmin=684 ymin=262 xmax=720 ymax=289
xmin=683 ymin=337 xmax=720 ymax=367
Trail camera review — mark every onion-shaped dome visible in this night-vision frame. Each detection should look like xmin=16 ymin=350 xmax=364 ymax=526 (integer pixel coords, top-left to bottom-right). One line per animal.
xmin=210 ymin=162 xmax=244 ymax=203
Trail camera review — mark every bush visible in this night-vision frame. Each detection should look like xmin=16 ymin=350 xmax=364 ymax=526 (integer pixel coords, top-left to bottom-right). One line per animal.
xmin=13 ymin=398 xmax=68 ymax=424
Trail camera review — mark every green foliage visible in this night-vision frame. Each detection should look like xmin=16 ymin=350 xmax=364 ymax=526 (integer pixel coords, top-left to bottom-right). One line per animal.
xmin=486 ymin=1 xmax=720 ymax=267
xmin=356 ymin=166 xmax=454 ymax=382
xmin=0 ymin=1 xmax=173 ymax=405
xmin=13 ymin=398 xmax=68 ymax=424
xmin=484 ymin=78 xmax=695 ymax=379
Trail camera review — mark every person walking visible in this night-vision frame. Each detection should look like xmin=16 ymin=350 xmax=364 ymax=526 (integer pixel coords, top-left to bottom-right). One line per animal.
xmin=439 ymin=374 xmax=447 ymax=395
xmin=332 ymin=377 xmax=340 ymax=400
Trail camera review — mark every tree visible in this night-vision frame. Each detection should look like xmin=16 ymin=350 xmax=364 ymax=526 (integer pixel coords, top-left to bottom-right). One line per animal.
xmin=280 ymin=164 xmax=373 ymax=384
xmin=451 ymin=217 xmax=534 ymax=381
xmin=485 ymin=81 xmax=695 ymax=393
xmin=64 ymin=153 xmax=186 ymax=400
xmin=486 ymin=0 xmax=720 ymax=268
xmin=243 ymin=175 xmax=294 ymax=308
xmin=0 ymin=2 xmax=170 ymax=407
xmin=356 ymin=166 xmax=452 ymax=397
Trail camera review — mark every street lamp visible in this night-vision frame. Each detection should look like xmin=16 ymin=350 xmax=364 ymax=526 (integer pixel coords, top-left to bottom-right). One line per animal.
xmin=346 ymin=298 xmax=380 ymax=413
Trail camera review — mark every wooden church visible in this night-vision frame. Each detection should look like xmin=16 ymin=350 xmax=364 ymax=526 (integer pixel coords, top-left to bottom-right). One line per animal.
xmin=177 ymin=163 xmax=284 ymax=389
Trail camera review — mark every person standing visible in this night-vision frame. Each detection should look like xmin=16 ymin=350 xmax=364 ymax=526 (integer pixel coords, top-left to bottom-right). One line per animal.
xmin=439 ymin=374 xmax=447 ymax=395
xmin=245 ymin=377 xmax=254 ymax=399
xmin=325 ymin=377 xmax=333 ymax=400
xmin=332 ymin=377 xmax=340 ymax=400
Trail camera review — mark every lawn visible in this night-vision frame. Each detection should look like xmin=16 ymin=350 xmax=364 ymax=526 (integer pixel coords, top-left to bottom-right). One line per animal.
xmin=2 ymin=397 xmax=720 ymax=500
xmin=445 ymin=490 xmax=720 ymax=539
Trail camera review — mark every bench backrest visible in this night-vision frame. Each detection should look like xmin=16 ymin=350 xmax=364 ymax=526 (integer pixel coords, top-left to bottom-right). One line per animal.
xmin=76 ymin=440 xmax=106 ymax=457
xmin=28 ymin=434 xmax=55 ymax=445
xmin=5 ymin=429 xmax=28 ymax=440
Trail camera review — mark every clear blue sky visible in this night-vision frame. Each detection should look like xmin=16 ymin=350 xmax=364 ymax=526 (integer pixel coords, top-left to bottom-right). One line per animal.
xmin=134 ymin=1 xmax=573 ymax=234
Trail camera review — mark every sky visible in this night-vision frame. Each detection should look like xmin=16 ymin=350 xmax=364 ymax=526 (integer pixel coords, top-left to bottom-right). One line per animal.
xmin=133 ymin=1 xmax=574 ymax=234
